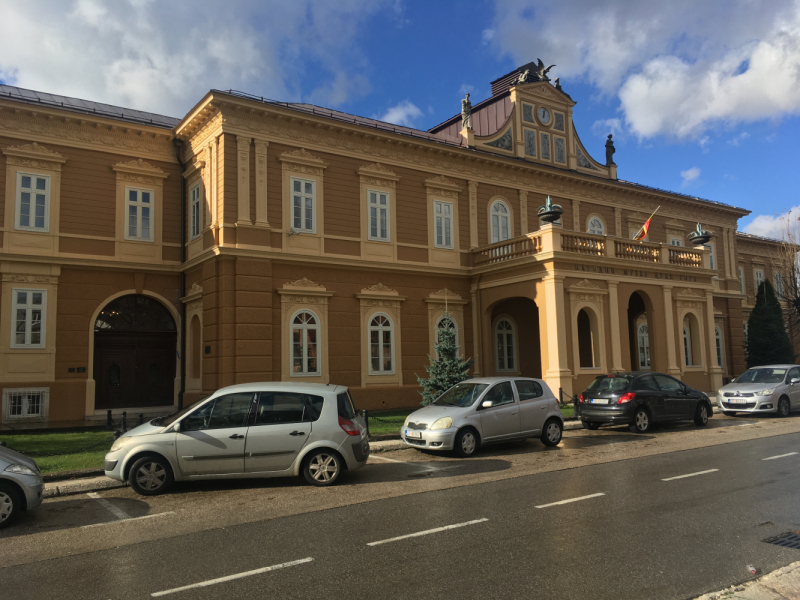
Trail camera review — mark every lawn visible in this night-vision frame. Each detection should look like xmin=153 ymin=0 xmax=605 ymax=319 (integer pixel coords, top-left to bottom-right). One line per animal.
xmin=1 ymin=431 xmax=114 ymax=474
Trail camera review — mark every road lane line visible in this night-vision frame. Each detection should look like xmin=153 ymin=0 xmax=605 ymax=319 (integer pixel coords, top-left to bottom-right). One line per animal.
xmin=662 ymin=469 xmax=719 ymax=481
xmin=81 ymin=511 xmax=176 ymax=529
xmin=150 ymin=558 xmax=313 ymax=597
xmin=534 ymin=493 xmax=605 ymax=509
xmin=762 ymin=452 xmax=799 ymax=461
xmin=367 ymin=518 xmax=488 ymax=546
xmin=369 ymin=455 xmax=406 ymax=463
xmin=87 ymin=492 xmax=129 ymax=520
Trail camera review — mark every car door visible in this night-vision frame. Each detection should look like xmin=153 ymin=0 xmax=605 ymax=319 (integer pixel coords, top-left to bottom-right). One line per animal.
xmin=176 ymin=392 xmax=254 ymax=476
xmin=479 ymin=381 xmax=521 ymax=442
xmin=244 ymin=391 xmax=316 ymax=473
xmin=633 ymin=374 xmax=666 ymax=420
xmin=515 ymin=379 xmax=547 ymax=436
xmin=653 ymin=374 xmax=691 ymax=419
xmin=785 ymin=368 xmax=800 ymax=409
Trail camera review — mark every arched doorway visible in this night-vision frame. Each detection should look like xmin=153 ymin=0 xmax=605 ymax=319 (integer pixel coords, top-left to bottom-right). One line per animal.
xmin=627 ymin=291 xmax=653 ymax=371
xmin=94 ymin=294 xmax=177 ymax=409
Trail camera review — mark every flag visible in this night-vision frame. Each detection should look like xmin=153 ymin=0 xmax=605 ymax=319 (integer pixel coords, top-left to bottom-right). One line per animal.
xmin=633 ymin=206 xmax=660 ymax=241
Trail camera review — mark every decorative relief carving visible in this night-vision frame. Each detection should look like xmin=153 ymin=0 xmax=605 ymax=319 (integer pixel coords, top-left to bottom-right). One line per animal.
xmin=358 ymin=162 xmax=399 ymax=189
xmin=361 ymin=282 xmax=397 ymax=294
xmin=361 ymin=176 xmax=397 ymax=189
xmin=3 ymin=141 xmax=67 ymax=171
xmin=359 ymin=299 xmax=400 ymax=311
xmin=677 ymin=300 xmax=704 ymax=309
xmin=571 ymin=279 xmax=602 ymax=289
xmin=424 ymin=174 xmax=461 ymax=199
xmin=1 ymin=274 xmax=56 ymax=284
xmin=282 ymin=294 xmax=326 ymax=305
xmin=284 ymin=277 xmax=326 ymax=290
xmin=677 ymin=288 xmax=704 ymax=298
xmin=485 ymin=128 xmax=513 ymax=150
xmin=112 ymin=158 xmax=169 ymax=180
xmin=430 ymin=288 xmax=462 ymax=300
xmin=187 ymin=282 xmax=203 ymax=296
xmin=576 ymin=145 xmax=599 ymax=170
xmin=281 ymin=148 xmax=323 ymax=162
xmin=572 ymin=293 xmax=604 ymax=303
xmin=186 ymin=300 xmax=203 ymax=311
xmin=3 ymin=142 xmax=65 ymax=158
xmin=360 ymin=162 xmax=397 ymax=175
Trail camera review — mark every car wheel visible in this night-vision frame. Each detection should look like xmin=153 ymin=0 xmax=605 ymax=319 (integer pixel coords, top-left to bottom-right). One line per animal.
xmin=303 ymin=450 xmax=342 ymax=486
xmin=454 ymin=428 xmax=479 ymax=458
xmin=630 ymin=408 xmax=651 ymax=433
xmin=0 ymin=482 xmax=21 ymax=529
xmin=541 ymin=419 xmax=563 ymax=446
xmin=694 ymin=403 xmax=709 ymax=426
xmin=582 ymin=421 xmax=600 ymax=430
xmin=128 ymin=455 xmax=174 ymax=496
xmin=722 ymin=411 xmax=736 ymax=417
xmin=777 ymin=396 xmax=790 ymax=418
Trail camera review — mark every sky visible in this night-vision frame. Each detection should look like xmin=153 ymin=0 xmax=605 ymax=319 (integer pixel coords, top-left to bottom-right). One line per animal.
xmin=1 ymin=0 xmax=799 ymax=238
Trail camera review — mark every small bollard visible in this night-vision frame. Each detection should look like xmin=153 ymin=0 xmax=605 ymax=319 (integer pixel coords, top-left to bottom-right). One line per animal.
xmin=106 ymin=409 xmax=113 ymax=430
xmin=122 ymin=411 xmax=127 ymax=433
xmin=138 ymin=413 xmax=144 ymax=426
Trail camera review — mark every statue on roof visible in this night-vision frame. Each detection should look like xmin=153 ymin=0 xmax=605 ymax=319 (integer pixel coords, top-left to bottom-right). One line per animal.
xmin=554 ymin=78 xmax=562 ymax=91
xmin=516 ymin=69 xmax=532 ymax=84
xmin=534 ymin=58 xmax=556 ymax=82
xmin=605 ymin=134 xmax=616 ymax=166
xmin=461 ymin=93 xmax=472 ymax=131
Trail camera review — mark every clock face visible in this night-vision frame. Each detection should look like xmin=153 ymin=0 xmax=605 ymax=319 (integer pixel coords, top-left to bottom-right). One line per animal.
xmin=538 ymin=107 xmax=551 ymax=124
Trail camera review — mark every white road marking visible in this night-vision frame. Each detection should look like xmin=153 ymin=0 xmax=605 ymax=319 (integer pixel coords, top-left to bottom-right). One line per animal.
xmin=81 ymin=511 xmax=176 ymax=529
xmin=87 ymin=492 xmax=129 ymax=520
xmin=762 ymin=452 xmax=799 ymax=461
xmin=369 ymin=455 xmax=406 ymax=463
xmin=367 ymin=518 xmax=489 ymax=547
xmin=370 ymin=454 xmax=462 ymax=474
xmin=662 ymin=469 xmax=719 ymax=481
xmin=535 ymin=493 xmax=605 ymax=509
xmin=737 ymin=423 xmax=757 ymax=427
xmin=150 ymin=558 xmax=313 ymax=597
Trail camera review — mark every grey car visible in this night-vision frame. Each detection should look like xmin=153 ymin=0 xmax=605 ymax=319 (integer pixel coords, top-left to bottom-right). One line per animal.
xmin=104 ymin=383 xmax=369 ymax=495
xmin=717 ymin=364 xmax=800 ymax=417
xmin=0 ymin=444 xmax=44 ymax=529
xmin=401 ymin=377 xmax=564 ymax=457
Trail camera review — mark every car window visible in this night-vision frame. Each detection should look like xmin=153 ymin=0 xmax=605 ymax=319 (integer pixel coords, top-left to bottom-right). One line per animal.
xmin=304 ymin=394 xmax=325 ymax=422
xmin=587 ymin=376 xmax=631 ymax=392
xmin=634 ymin=375 xmax=659 ymax=391
xmin=787 ymin=368 xmax=800 ymax=382
xmin=484 ymin=381 xmax=515 ymax=406
xmin=255 ymin=392 xmax=306 ymax=425
xmin=337 ymin=391 xmax=357 ymax=419
xmin=515 ymin=380 xmax=543 ymax=401
xmin=653 ymin=375 xmax=683 ymax=393
xmin=736 ymin=368 xmax=787 ymax=384
xmin=183 ymin=393 xmax=253 ymax=431
xmin=433 ymin=383 xmax=489 ymax=407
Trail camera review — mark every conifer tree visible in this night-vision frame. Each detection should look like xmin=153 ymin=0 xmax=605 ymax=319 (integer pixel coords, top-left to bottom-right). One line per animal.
xmin=417 ymin=313 xmax=474 ymax=405
xmin=746 ymin=280 xmax=795 ymax=367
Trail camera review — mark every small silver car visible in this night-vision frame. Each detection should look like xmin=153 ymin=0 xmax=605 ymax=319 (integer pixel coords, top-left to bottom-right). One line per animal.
xmin=717 ymin=364 xmax=800 ymax=417
xmin=104 ymin=383 xmax=369 ymax=495
xmin=401 ymin=377 xmax=564 ymax=457
xmin=0 ymin=444 xmax=44 ymax=529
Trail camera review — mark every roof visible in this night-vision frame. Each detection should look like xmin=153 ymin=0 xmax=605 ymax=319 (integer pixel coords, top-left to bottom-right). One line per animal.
xmin=210 ymin=381 xmax=347 ymax=395
xmin=735 ymin=231 xmax=783 ymax=243
xmin=617 ymin=179 xmax=749 ymax=215
xmin=0 ymin=84 xmax=180 ymax=128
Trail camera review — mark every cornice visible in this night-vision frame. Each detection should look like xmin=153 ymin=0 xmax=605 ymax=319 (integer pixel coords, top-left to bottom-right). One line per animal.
xmin=112 ymin=158 xmax=169 ymax=185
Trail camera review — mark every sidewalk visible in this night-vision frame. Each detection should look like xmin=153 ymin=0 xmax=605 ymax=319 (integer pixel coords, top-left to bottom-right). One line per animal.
xmin=695 ymin=560 xmax=800 ymax=599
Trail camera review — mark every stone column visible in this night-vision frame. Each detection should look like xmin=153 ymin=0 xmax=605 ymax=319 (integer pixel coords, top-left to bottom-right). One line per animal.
xmin=468 ymin=181 xmax=478 ymax=248
xmin=607 ymin=281 xmax=624 ymax=371
xmin=542 ymin=274 xmax=572 ymax=396
xmin=254 ymin=139 xmax=270 ymax=228
xmin=662 ymin=286 xmax=680 ymax=375
xmin=519 ymin=190 xmax=528 ymax=234
xmin=470 ymin=283 xmax=482 ymax=376
xmin=706 ymin=290 xmax=724 ymax=389
xmin=236 ymin=136 xmax=251 ymax=225
xmin=614 ymin=207 xmax=622 ymax=237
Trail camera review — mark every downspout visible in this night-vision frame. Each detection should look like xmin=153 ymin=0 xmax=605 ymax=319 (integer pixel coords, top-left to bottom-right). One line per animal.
xmin=173 ymin=137 xmax=187 ymax=410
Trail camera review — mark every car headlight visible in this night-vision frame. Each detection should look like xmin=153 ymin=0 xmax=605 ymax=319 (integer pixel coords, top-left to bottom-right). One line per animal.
xmin=757 ymin=388 xmax=775 ymax=396
xmin=718 ymin=389 xmax=725 ymax=398
xmin=4 ymin=464 xmax=38 ymax=476
xmin=403 ymin=415 xmax=411 ymax=428
xmin=110 ymin=436 xmax=131 ymax=452
xmin=430 ymin=417 xmax=453 ymax=430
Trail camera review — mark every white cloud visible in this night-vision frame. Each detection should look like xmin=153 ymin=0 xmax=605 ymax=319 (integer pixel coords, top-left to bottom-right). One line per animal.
xmin=377 ymin=100 xmax=423 ymax=127
xmin=486 ymin=0 xmax=800 ymax=139
xmin=680 ymin=167 xmax=701 ymax=186
xmin=482 ymin=29 xmax=495 ymax=44
xmin=0 ymin=0 xmax=391 ymax=116
xmin=743 ymin=206 xmax=800 ymax=240
xmin=727 ymin=131 xmax=750 ymax=146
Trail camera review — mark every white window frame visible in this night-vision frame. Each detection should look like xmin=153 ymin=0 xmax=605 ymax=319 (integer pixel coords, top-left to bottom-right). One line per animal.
xmin=189 ymin=183 xmax=202 ymax=240
xmin=435 ymin=315 xmax=460 ymax=358
xmin=586 ymin=215 xmax=605 ymax=236
xmin=490 ymin=200 xmax=511 ymax=244
xmin=670 ymin=238 xmax=683 ymax=247
xmin=715 ymin=326 xmax=724 ymax=368
xmin=739 ymin=267 xmax=744 ymax=294
xmin=367 ymin=189 xmax=390 ymax=242
xmin=433 ymin=200 xmax=453 ymax=249
xmin=15 ymin=172 xmax=50 ymax=232
xmin=755 ymin=269 xmax=764 ymax=290
xmin=2 ymin=387 xmax=49 ymax=421
xmin=124 ymin=186 xmax=155 ymax=242
xmin=368 ymin=313 xmax=396 ymax=375
xmin=290 ymin=176 xmax=316 ymax=234
xmin=494 ymin=318 xmax=517 ymax=372
xmin=290 ymin=310 xmax=321 ymax=377
xmin=11 ymin=288 xmax=47 ymax=349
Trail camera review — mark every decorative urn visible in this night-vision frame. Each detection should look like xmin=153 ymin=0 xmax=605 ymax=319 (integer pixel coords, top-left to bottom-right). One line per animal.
xmin=537 ymin=196 xmax=564 ymax=223
xmin=687 ymin=223 xmax=713 ymax=246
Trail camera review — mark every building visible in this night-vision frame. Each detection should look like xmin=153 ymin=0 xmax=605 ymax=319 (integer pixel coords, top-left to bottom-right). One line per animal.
xmin=0 ymin=63 xmax=790 ymax=427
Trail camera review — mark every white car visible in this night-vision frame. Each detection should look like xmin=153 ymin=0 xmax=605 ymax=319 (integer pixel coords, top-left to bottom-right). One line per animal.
xmin=718 ymin=365 xmax=800 ymax=416
xmin=401 ymin=377 xmax=564 ymax=457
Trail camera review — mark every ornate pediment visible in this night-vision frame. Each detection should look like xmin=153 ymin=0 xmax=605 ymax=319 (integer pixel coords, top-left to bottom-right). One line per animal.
xmin=281 ymin=148 xmax=320 ymax=162
xmin=358 ymin=162 xmax=399 ymax=188
xmin=431 ymin=288 xmax=462 ymax=300
xmin=677 ymin=288 xmax=705 ymax=299
xmin=424 ymin=174 xmax=461 ymax=198
xmin=278 ymin=148 xmax=327 ymax=175
xmin=361 ymin=282 xmax=396 ymax=294
xmin=112 ymin=158 xmax=169 ymax=185
xmin=2 ymin=141 xmax=67 ymax=171
xmin=571 ymin=279 xmax=602 ymax=289
xmin=284 ymin=277 xmax=326 ymax=291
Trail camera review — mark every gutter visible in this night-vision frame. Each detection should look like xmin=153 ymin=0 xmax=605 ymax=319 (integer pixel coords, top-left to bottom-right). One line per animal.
xmin=173 ymin=138 xmax=187 ymax=410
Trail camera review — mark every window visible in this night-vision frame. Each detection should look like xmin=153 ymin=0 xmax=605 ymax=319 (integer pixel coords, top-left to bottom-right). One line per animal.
xmin=368 ymin=190 xmax=389 ymax=241
xmin=635 ymin=374 xmax=659 ymax=391
xmin=182 ymin=393 xmax=254 ymax=431
xmin=254 ymin=392 xmax=307 ymax=425
xmin=16 ymin=173 xmax=49 ymax=232
xmin=683 ymin=326 xmax=693 ymax=366
xmin=708 ymin=243 xmax=716 ymax=270
xmin=637 ymin=323 xmax=650 ymax=369
xmin=12 ymin=289 xmax=46 ymax=348
xmin=483 ymin=381 xmax=515 ymax=406
xmin=755 ymin=269 xmax=764 ymax=290
xmin=490 ymin=201 xmax=510 ymax=243
xmin=433 ymin=200 xmax=453 ymax=248
xmin=125 ymin=187 xmax=154 ymax=241
xmin=369 ymin=314 xmax=394 ymax=374
xmin=436 ymin=316 xmax=459 ymax=357
xmin=653 ymin=374 xmax=683 ymax=393
xmin=2 ymin=388 xmax=48 ymax=420
xmin=515 ymin=380 xmax=543 ymax=401
xmin=670 ymin=238 xmax=683 ymax=247
xmin=495 ymin=319 xmax=516 ymax=371
xmin=775 ymin=272 xmax=784 ymax=297
xmin=587 ymin=216 xmax=605 ymax=235
xmin=715 ymin=327 xmax=724 ymax=368
xmin=190 ymin=184 xmax=202 ymax=239
xmin=291 ymin=177 xmax=316 ymax=233
xmin=291 ymin=311 xmax=320 ymax=376
xmin=739 ymin=267 xmax=744 ymax=294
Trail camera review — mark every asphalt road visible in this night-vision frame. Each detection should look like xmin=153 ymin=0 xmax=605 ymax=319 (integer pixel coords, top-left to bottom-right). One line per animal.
xmin=3 ymin=414 xmax=800 ymax=599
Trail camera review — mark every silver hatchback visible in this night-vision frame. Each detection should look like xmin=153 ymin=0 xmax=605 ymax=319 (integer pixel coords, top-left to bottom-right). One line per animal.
xmin=0 ymin=444 xmax=44 ymax=529
xmin=717 ymin=364 xmax=800 ymax=417
xmin=401 ymin=377 xmax=564 ymax=457
xmin=104 ymin=383 xmax=369 ymax=495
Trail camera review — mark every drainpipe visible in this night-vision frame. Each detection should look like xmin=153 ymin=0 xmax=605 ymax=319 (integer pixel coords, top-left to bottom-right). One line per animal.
xmin=173 ymin=137 xmax=186 ymax=410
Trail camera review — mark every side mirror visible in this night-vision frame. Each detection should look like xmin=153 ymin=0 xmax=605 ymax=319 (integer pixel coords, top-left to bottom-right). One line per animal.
xmin=481 ymin=400 xmax=494 ymax=409
xmin=171 ymin=421 xmax=181 ymax=433
xmin=791 ymin=377 xmax=800 ymax=385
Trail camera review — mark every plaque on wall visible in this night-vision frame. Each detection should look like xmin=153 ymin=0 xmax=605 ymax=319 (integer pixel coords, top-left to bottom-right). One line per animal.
xmin=524 ymin=129 xmax=537 ymax=156
xmin=541 ymin=132 xmax=551 ymax=160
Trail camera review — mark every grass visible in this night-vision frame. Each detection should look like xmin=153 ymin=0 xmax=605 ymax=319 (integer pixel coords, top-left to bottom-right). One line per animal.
xmin=1 ymin=431 xmax=114 ymax=474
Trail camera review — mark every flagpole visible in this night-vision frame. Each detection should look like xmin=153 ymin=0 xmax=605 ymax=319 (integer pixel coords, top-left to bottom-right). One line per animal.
xmin=635 ymin=206 xmax=660 ymax=243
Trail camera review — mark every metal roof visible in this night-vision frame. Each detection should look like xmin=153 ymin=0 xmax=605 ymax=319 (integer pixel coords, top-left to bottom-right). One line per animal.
xmin=0 ymin=84 xmax=180 ymax=128
xmin=616 ymin=179 xmax=749 ymax=214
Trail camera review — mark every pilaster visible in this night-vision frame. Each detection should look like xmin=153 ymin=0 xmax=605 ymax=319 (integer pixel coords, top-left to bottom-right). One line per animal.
xmin=607 ymin=281 xmax=624 ymax=371
xmin=572 ymin=199 xmax=580 ymax=231
xmin=542 ymin=274 xmax=572 ymax=396
xmin=254 ymin=139 xmax=270 ymax=228
xmin=470 ymin=283 xmax=482 ymax=376
xmin=706 ymin=290 xmax=724 ymax=389
xmin=236 ymin=135 xmax=251 ymax=225
xmin=662 ymin=285 xmax=680 ymax=375
xmin=519 ymin=190 xmax=528 ymax=235
xmin=468 ymin=181 xmax=479 ymax=248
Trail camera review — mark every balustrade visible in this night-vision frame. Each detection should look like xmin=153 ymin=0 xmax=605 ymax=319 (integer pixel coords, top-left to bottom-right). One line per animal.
xmin=668 ymin=247 xmax=703 ymax=268
xmin=561 ymin=232 xmax=605 ymax=256
xmin=471 ymin=234 xmax=542 ymax=267
xmin=614 ymin=240 xmax=661 ymax=262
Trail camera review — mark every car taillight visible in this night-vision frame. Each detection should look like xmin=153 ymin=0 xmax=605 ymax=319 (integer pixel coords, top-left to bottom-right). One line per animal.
xmin=338 ymin=415 xmax=361 ymax=436
xmin=617 ymin=392 xmax=636 ymax=404
xmin=579 ymin=393 xmax=585 ymax=403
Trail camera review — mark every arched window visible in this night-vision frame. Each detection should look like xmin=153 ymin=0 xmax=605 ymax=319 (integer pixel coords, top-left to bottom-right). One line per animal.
xmin=715 ymin=326 xmax=724 ymax=368
xmin=495 ymin=319 xmax=516 ymax=372
xmin=683 ymin=326 xmax=692 ymax=366
xmin=683 ymin=314 xmax=702 ymax=367
xmin=436 ymin=316 xmax=459 ymax=357
xmin=587 ymin=215 xmax=605 ymax=236
xmin=577 ymin=309 xmax=596 ymax=368
xmin=490 ymin=200 xmax=511 ymax=243
xmin=637 ymin=323 xmax=650 ymax=369
xmin=369 ymin=314 xmax=394 ymax=374
xmin=291 ymin=311 xmax=320 ymax=376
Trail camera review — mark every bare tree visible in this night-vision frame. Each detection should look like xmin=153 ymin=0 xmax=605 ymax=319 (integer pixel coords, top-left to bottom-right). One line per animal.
xmin=770 ymin=214 xmax=800 ymax=349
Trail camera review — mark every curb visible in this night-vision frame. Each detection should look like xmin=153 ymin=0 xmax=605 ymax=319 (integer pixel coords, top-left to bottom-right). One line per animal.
xmin=43 ymin=468 xmax=105 ymax=483
xmin=43 ymin=476 xmax=127 ymax=499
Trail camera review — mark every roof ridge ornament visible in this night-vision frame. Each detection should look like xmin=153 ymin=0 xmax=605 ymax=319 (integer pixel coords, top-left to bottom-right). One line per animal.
xmin=517 ymin=59 xmax=556 ymax=84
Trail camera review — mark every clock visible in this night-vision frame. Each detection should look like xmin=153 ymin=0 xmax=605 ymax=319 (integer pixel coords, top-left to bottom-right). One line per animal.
xmin=537 ymin=107 xmax=551 ymax=125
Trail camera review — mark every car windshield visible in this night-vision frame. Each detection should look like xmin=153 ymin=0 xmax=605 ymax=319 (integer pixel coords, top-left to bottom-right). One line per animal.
xmin=156 ymin=396 xmax=210 ymax=427
xmin=433 ymin=383 xmax=489 ymax=407
xmin=587 ymin=376 xmax=632 ymax=393
xmin=734 ymin=368 xmax=787 ymax=384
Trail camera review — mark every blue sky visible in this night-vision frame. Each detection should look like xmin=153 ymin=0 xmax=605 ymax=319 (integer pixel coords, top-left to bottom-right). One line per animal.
xmin=2 ymin=0 xmax=799 ymax=237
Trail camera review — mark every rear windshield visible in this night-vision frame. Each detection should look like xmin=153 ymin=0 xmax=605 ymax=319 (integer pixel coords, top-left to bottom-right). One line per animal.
xmin=433 ymin=383 xmax=489 ymax=407
xmin=337 ymin=390 xmax=357 ymax=419
xmin=587 ymin=376 xmax=631 ymax=393
xmin=735 ymin=368 xmax=787 ymax=384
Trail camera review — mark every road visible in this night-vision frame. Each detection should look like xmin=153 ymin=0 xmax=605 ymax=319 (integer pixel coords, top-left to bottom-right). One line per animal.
xmin=2 ymin=414 xmax=800 ymax=599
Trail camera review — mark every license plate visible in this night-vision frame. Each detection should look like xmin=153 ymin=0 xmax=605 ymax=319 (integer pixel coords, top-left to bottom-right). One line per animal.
xmin=405 ymin=430 xmax=422 ymax=438
xmin=590 ymin=398 xmax=609 ymax=404
xmin=728 ymin=398 xmax=748 ymax=404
